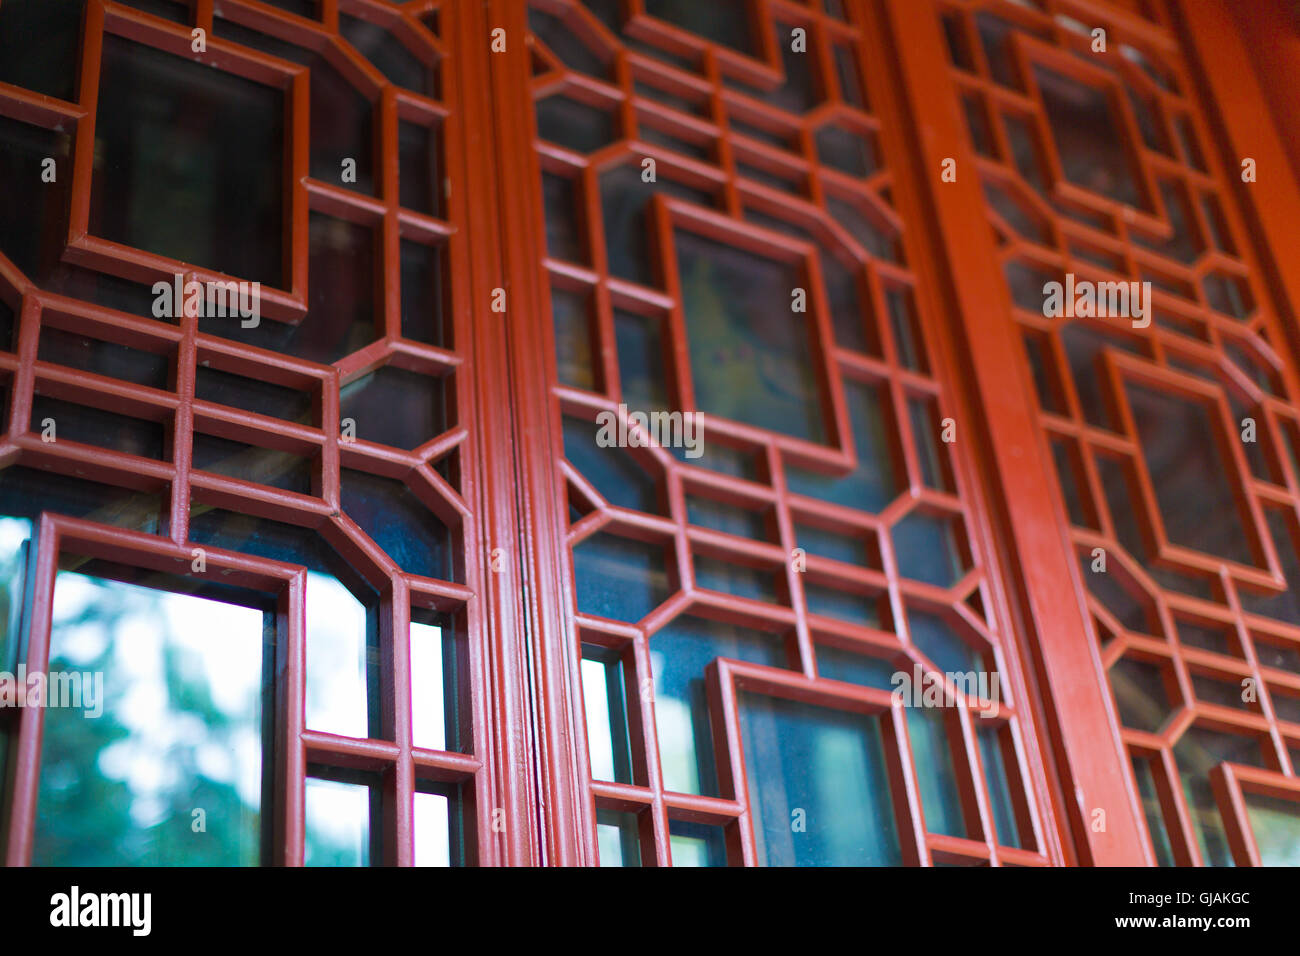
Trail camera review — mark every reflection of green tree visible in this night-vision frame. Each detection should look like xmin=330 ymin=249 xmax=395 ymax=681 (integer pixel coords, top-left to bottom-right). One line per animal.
xmin=33 ymin=580 xmax=259 ymax=866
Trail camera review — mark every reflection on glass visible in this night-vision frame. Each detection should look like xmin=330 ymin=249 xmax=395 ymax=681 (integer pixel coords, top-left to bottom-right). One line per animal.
xmin=305 ymin=776 xmax=370 ymax=866
xmin=414 ymin=790 xmax=451 ymax=867
xmin=1173 ymin=728 xmax=1265 ymax=867
xmin=305 ymin=572 xmax=371 ymax=740
xmin=580 ymin=646 xmax=633 ymax=783
xmin=739 ymin=692 xmax=901 ymax=866
xmin=1131 ymin=756 xmax=1175 ymax=866
xmin=669 ymin=819 xmax=727 ymax=866
xmin=34 ymin=571 xmax=265 ymax=865
xmin=677 ymin=229 xmax=824 ymax=443
xmin=978 ymin=725 xmax=1023 ymax=849
xmin=410 ymin=619 xmax=446 ymax=751
xmin=907 ymin=706 xmax=966 ymax=838
xmin=1245 ymin=792 xmax=1300 ymax=866
xmin=572 ymin=532 xmax=671 ymax=624
xmin=596 ymin=808 xmax=641 ymax=866
xmin=0 ymin=516 xmax=31 ymax=669
xmin=650 ymin=617 xmax=786 ymax=797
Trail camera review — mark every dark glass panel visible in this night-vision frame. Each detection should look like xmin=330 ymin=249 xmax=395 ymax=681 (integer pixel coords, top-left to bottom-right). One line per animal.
xmin=38 ymin=328 xmax=172 ymax=390
xmin=1109 ymin=657 xmax=1173 ymax=733
xmin=191 ymin=432 xmax=313 ymax=495
xmin=1126 ymin=382 xmax=1255 ymax=567
xmin=0 ymin=0 xmax=85 ymax=101
xmin=340 ymin=365 xmax=446 ymax=450
xmin=542 ymin=171 xmax=586 ymax=264
xmin=31 ymin=395 xmax=167 ymax=461
xmin=552 ymin=286 xmax=596 ymax=390
xmin=400 ymin=239 xmax=448 ymax=348
xmin=339 ymin=14 xmax=433 ymax=97
xmin=536 ymin=95 xmax=616 ymax=153
xmin=893 ymin=511 xmax=968 ymax=587
xmin=398 ymin=121 xmax=443 ymax=218
xmin=614 ymin=309 xmax=669 ymax=409
xmin=562 ymin=416 xmax=661 ymax=514
xmin=0 ymin=116 xmax=73 ymax=283
xmin=212 ymin=17 xmax=374 ymax=196
xmin=643 ymin=0 xmax=757 ymax=56
xmin=1033 ymin=65 xmax=1144 ymax=209
xmin=91 ymin=34 xmax=284 ymax=285
xmin=194 ymin=365 xmax=314 ymax=425
xmin=339 ymin=469 xmax=453 ymax=580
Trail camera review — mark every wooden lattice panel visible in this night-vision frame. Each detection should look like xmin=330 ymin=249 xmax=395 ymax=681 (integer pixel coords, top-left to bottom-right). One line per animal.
xmin=524 ymin=0 xmax=1060 ymax=866
xmin=939 ymin=0 xmax=1300 ymax=865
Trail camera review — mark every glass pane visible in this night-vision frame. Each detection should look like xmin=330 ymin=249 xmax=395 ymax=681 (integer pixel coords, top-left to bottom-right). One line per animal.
xmin=410 ymin=619 xmax=446 ymax=752
xmin=650 ymin=617 xmax=786 ymax=797
xmin=596 ymin=808 xmax=642 ymax=866
xmin=91 ymin=34 xmax=285 ymax=285
xmin=33 ymin=571 xmax=266 ymax=865
xmin=572 ymin=532 xmax=671 ymax=623
xmin=305 ymin=776 xmax=370 ymax=866
xmin=738 ymin=693 xmax=901 ymax=866
xmin=669 ymin=819 xmax=727 ymax=866
xmin=977 ymin=724 xmax=1022 ymax=849
xmin=786 ymin=381 xmax=898 ymax=509
xmin=677 ymin=229 xmax=825 ymax=443
xmin=1132 ymin=756 xmax=1176 ymax=866
xmin=1033 ymin=64 xmax=1144 ymax=209
xmin=414 ymin=790 xmax=451 ymax=867
xmin=305 ymin=572 xmax=372 ymax=739
xmin=1245 ymin=792 xmax=1300 ymax=866
xmin=907 ymin=707 xmax=966 ymax=838
xmin=580 ymin=646 xmax=633 ymax=784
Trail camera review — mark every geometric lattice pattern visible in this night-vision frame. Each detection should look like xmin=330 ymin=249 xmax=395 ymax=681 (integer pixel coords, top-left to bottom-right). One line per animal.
xmin=532 ymin=0 xmax=1054 ymax=866
xmin=942 ymin=0 xmax=1300 ymax=865
xmin=0 ymin=0 xmax=486 ymax=865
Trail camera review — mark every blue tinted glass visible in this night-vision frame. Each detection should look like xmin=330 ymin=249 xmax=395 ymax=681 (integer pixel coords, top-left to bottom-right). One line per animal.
xmin=563 ymin=417 xmax=661 ymax=514
xmin=787 ymin=381 xmax=898 ymax=509
xmin=650 ymin=617 xmax=786 ymax=796
xmin=596 ymin=808 xmax=642 ymax=866
xmin=978 ymin=725 xmax=1022 ymax=849
xmin=906 ymin=707 xmax=967 ymax=838
xmin=1245 ymin=793 xmax=1300 ymax=866
xmin=739 ymin=693 xmax=901 ymax=865
xmin=573 ymin=532 xmax=671 ymax=623
xmin=670 ymin=819 xmax=728 ymax=866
